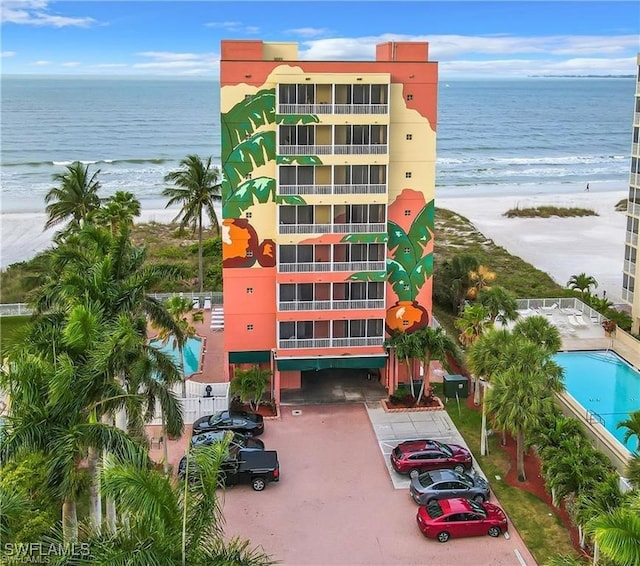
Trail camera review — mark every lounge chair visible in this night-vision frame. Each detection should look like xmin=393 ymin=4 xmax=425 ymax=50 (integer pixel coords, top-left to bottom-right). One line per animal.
xmin=574 ymin=314 xmax=588 ymax=326
xmin=203 ymin=298 xmax=212 ymax=310
xmin=192 ymin=297 xmax=201 ymax=309
xmin=567 ymin=315 xmax=580 ymax=327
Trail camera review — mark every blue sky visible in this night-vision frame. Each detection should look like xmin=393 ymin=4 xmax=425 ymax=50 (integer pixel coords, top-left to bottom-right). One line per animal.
xmin=1 ymin=1 xmax=639 ymax=78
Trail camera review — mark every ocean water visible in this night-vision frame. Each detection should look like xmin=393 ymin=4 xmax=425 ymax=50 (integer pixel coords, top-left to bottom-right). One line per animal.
xmin=0 ymin=76 xmax=635 ymax=213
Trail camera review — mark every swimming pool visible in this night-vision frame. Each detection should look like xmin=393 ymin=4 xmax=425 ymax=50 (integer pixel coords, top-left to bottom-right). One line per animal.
xmin=554 ymin=350 xmax=640 ymax=452
xmin=149 ymin=336 xmax=203 ymax=376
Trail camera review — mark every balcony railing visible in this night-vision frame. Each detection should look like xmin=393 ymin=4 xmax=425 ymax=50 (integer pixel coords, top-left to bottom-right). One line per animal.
xmin=634 ymin=111 xmax=640 ymax=126
xmin=278 ymin=299 xmax=385 ymax=311
xmin=632 ymin=142 xmax=639 ymax=156
xmin=278 ymin=103 xmax=388 ymax=115
xmin=625 ymin=231 xmax=639 ymax=246
xmin=630 ymin=173 xmax=640 ymax=188
xmin=278 ymin=260 xmax=386 ymax=273
xmin=279 ymin=223 xmax=386 ymax=235
xmin=279 ymin=144 xmax=388 ymax=156
xmin=278 ymin=183 xmax=386 ymax=196
xmin=623 ymin=259 xmax=636 ymax=274
xmin=627 ymin=201 xmax=640 ymax=217
xmin=278 ymin=336 xmax=385 ymax=349
xmin=621 ymin=288 xmax=634 ymax=304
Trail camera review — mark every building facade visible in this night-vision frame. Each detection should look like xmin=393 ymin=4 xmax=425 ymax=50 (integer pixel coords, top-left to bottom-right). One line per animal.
xmin=622 ymin=53 xmax=640 ymax=334
xmin=220 ymin=40 xmax=438 ymax=402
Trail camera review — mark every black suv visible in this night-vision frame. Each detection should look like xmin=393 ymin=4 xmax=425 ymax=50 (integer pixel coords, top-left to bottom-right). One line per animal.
xmin=178 ymin=449 xmax=279 ymax=491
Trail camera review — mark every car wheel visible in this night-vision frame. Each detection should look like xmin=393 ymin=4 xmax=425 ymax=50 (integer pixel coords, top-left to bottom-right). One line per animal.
xmin=488 ymin=526 xmax=501 ymax=538
xmin=251 ymin=477 xmax=266 ymax=491
xmin=453 ymin=464 xmax=465 ymax=474
xmin=410 ymin=469 xmax=419 ymax=478
xmin=473 ymin=494 xmax=485 ymax=503
xmin=437 ymin=531 xmax=450 ymax=543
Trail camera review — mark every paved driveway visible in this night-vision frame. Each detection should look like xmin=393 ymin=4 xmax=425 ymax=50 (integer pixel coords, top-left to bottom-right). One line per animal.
xmin=222 ymin=404 xmax=537 ymax=566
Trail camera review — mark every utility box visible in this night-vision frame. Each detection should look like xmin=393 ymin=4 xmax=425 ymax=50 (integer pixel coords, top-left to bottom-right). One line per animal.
xmin=443 ymin=374 xmax=469 ymax=399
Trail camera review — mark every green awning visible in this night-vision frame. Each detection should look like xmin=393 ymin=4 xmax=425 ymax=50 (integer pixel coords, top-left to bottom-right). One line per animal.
xmin=229 ymin=351 xmax=272 ymax=364
xmin=277 ymin=356 xmax=387 ymax=371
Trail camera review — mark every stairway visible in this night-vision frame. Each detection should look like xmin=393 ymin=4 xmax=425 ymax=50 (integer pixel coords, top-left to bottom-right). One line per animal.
xmin=210 ymin=307 xmax=224 ymax=330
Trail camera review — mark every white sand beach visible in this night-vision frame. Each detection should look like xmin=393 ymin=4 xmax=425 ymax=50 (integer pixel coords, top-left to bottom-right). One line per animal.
xmin=437 ymin=182 xmax=629 ymax=303
xmin=0 ymin=182 xmax=630 ymax=305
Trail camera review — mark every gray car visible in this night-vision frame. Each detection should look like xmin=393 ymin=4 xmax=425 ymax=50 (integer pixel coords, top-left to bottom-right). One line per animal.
xmin=409 ymin=468 xmax=490 ymax=505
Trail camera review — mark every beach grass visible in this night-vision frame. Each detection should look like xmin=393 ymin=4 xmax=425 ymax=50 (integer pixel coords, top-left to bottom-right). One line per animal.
xmin=502 ymin=205 xmax=598 ymax=218
xmin=437 ymin=383 xmax=580 ymax=564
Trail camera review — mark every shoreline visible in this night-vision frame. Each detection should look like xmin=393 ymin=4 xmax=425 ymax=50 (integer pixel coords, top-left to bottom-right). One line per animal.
xmin=1 ymin=183 xmax=630 ymax=305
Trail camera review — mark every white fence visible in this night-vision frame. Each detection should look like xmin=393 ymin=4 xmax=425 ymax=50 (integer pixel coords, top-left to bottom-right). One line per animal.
xmin=150 ymin=381 xmax=229 ymax=425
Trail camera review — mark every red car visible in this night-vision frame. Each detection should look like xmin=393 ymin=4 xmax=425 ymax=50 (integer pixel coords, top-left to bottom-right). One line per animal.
xmin=390 ymin=439 xmax=472 ymax=475
xmin=416 ymin=498 xmax=508 ymax=542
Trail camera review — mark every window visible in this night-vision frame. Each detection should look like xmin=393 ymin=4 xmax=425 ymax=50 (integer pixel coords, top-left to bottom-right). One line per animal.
xmin=246 ymin=250 xmax=253 ymax=258
xmin=405 ymin=172 xmax=412 ymax=178
xmin=246 ymin=212 xmax=252 ymax=218
xmin=407 ymin=94 xmax=413 ymax=101
xmin=245 ymin=173 xmax=252 ymax=180
xmin=247 ymin=324 xmax=254 ymax=331
xmin=404 ymin=210 xmax=411 ymax=216
xmin=247 ymin=287 xmax=254 ymax=294
xmin=280 ymin=284 xmax=296 ymax=302
xmin=406 ymin=134 xmax=412 ymax=140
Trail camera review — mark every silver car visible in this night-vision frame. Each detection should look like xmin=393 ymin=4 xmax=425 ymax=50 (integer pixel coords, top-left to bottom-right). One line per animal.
xmin=409 ymin=468 xmax=490 ymax=505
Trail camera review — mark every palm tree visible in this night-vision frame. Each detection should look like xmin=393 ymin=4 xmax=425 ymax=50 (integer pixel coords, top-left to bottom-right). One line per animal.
xmin=466 ymin=265 xmax=497 ymax=300
xmin=413 ymin=326 xmax=461 ymax=404
xmin=513 ymin=314 xmax=562 ymax=354
xmin=626 ymin=452 xmax=640 ymax=488
xmin=466 ymin=328 xmax=513 ymax=406
xmin=384 ymin=330 xmax=422 ymax=398
xmin=617 ymin=410 xmax=640 ymax=451
xmin=230 ymin=365 xmax=272 ymax=411
xmin=92 ymin=190 xmax=141 ymax=235
xmin=478 ymin=285 xmax=519 ymax=325
xmin=454 ymin=303 xmax=491 ymax=347
xmin=53 ymin=441 xmax=275 ymax=565
xmin=1 ymin=350 xmax=142 ymax=543
xmin=484 ymin=338 xmax=564 ymax=481
xmin=44 ymin=161 xmax=102 ymax=231
xmin=163 ymin=155 xmax=222 ymax=293
xmin=586 ymin=492 xmax=640 ymax=566
xmin=567 ymin=273 xmax=599 ymax=297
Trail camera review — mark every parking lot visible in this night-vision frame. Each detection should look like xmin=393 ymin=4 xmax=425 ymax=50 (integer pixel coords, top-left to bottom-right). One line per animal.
xmin=222 ymin=404 xmax=537 ymax=566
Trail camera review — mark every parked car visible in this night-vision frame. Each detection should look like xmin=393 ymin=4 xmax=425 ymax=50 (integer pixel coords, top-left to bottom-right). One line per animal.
xmin=191 ymin=430 xmax=265 ymax=451
xmin=390 ymin=439 xmax=473 ymax=475
xmin=178 ymin=448 xmax=279 ymax=491
xmin=416 ymin=498 xmax=507 ymax=542
xmin=192 ymin=410 xmax=264 ymax=436
xmin=409 ymin=468 xmax=490 ymax=505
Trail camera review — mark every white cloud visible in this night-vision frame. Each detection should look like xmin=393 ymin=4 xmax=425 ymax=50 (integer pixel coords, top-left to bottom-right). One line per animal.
xmin=203 ymin=20 xmax=260 ymax=34
xmin=286 ymin=27 xmax=331 ymax=38
xmin=1 ymin=51 xmax=16 ymax=57
xmin=1 ymin=0 xmax=97 ymax=28
xmin=93 ymin=63 xmax=128 ymax=69
xmin=31 ymin=60 xmax=51 ymax=66
xmin=297 ymin=33 xmax=639 ymax=77
xmin=61 ymin=61 xmax=80 ymax=67
xmin=132 ymin=51 xmax=219 ymax=76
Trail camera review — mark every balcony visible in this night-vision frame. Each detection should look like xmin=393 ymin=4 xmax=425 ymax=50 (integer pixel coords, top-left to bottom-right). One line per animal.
xmin=279 ymin=223 xmax=386 ymax=235
xmin=623 ymin=259 xmax=637 ymax=274
xmin=278 ymin=260 xmax=386 ymax=273
xmin=625 ymin=231 xmax=639 ymax=247
xmin=278 ymin=336 xmax=385 ymax=349
xmin=279 ymin=144 xmax=387 ymax=156
xmin=277 ymin=103 xmax=388 ymax=115
xmin=632 ymin=142 xmax=640 ymax=157
xmin=278 ymin=183 xmax=386 ymax=196
xmin=635 ymin=111 xmax=640 ymax=126
xmin=630 ymin=173 xmax=640 ymax=188
xmin=278 ymin=299 xmax=385 ymax=311
xmin=628 ymin=201 xmax=640 ymax=217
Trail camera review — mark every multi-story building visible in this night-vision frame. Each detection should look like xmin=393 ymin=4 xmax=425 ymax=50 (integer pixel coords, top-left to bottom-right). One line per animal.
xmin=622 ymin=53 xmax=640 ymax=334
xmin=220 ymin=40 xmax=438 ymax=403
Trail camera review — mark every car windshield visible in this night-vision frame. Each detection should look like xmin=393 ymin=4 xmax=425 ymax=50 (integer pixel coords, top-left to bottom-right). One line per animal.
xmin=467 ymin=500 xmax=487 ymax=517
xmin=434 ymin=441 xmax=453 ymax=457
xmin=425 ymin=501 xmax=444 ymax=519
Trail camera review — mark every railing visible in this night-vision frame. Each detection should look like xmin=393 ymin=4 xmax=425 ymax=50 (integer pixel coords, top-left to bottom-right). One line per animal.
xmin=278 ymin=144 xmax=388 ymax=156
xmin=277 ymin=260 xmax=385 ymax=273
xmin=627 ymin=201 xmax=640 ymax=216
xmin=632 ymin=142 xmax=639 ymax=156
xmin=587 ymin=409 xmax=606 ymax=426
xmin=278 ymin=336 xmax=385 ymax=349
xmin=629 ymin=173 xmax=640 ymax=188
xmin=623 ymin=259 xmax=636 ymax=274
xmin=278 ymin=299 xmax=385 ymax=311
xmin=515 ymin=297 xmax=604 ymax=324
xmin=0 ymin=292 xmax=223 ymax=318
xmin=625 ymin=231 xmax=639 ymax=246
xmin=278 ymin=183 xmax=387 ymax=196
xmin=278 ymin=223 xmax=386 ymax=235
xmin=634 ymin=111 xmax=640 ymax=126
xmin=277 ymin=103 xmax=388 ymax=115
xmin=621 ymin=288 xmax=634 ymax=304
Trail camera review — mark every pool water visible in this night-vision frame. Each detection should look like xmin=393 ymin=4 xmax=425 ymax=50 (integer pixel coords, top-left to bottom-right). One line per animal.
xmin=554 ymin=351 xmax=640 ymax=452
xmin=149 ymin=336 xmax=203 ymax=376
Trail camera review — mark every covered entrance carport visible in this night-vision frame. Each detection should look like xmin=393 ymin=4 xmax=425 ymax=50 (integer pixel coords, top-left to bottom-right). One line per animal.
xmin=279 ymin=356 xmax=388 ymax=405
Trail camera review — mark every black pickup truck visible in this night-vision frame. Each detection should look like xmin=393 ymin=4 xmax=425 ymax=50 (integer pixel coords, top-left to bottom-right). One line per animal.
xmin=178 ymin=448 xmax=280 ymax=491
